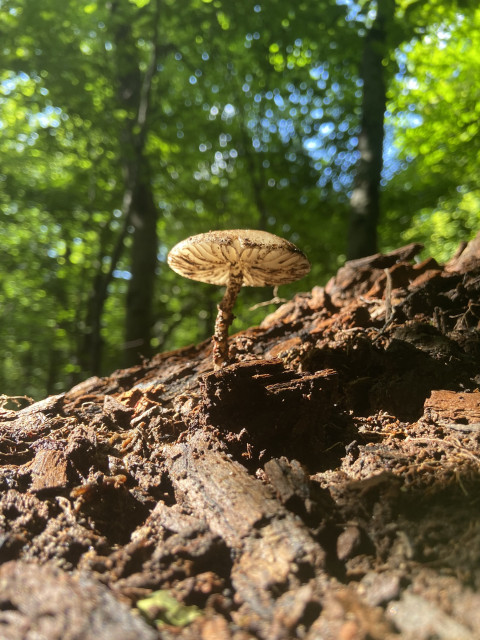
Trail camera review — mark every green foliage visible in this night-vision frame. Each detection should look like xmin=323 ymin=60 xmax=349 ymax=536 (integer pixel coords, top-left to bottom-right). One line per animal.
xmin=401 ymin=190 xmax=480 ymax=263
xmin=136 ymin=590 xmax=202 ymax=627
xmin=382 ymin=2 xmax=480 ymax=256
xmin=0 ymin=0 xmax=478 ymax=397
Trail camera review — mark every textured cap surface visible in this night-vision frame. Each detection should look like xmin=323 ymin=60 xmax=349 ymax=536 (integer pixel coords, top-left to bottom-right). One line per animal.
xmin=167 ymin=229 xmax=310 ymax=286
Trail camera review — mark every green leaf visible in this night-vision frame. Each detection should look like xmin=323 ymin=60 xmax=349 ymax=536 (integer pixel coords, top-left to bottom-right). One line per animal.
xmin=136 ymin=590 xmax=203 ymax=628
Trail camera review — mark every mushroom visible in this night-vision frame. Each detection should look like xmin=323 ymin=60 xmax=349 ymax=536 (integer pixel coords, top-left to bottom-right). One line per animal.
xmin=167 ymin=229 xmax=310 ymax=369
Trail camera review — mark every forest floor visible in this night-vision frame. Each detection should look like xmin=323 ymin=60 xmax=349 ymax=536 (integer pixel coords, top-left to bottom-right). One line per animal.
xmin=1 ymin=235 xmax=480 ymax=640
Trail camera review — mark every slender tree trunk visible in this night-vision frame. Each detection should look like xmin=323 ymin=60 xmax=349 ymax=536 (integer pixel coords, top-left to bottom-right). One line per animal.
xmin=124 ymin=179 xmax=158 ymax=366
xmin=109 ymin=0 xmax=162 ymax=367
xmin=81 ymin=218 xmax=131 ymax=375
xmin=82 ymin=270 xmax=105 ymax=376
xmin=347 ymin=0 xmax=395 ymax=260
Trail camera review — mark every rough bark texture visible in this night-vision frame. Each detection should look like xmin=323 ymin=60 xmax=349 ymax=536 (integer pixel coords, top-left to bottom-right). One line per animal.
xmin=1 ymin=233 xmax=480 ymax=639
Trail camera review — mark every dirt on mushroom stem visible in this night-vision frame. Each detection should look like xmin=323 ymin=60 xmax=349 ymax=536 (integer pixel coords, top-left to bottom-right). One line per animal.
xmin=213 ymin=268 xmax=244 ymax=369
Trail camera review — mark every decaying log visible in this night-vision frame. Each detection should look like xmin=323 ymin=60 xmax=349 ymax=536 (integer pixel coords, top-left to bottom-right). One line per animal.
xmin=1 ymin=233 xmax=480 ymax=639
xmin=165 ymin=430 xmax=326 ymax=638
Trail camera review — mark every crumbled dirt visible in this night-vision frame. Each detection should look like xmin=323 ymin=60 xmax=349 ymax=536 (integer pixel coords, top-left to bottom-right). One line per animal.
xmin=1 ymin=234 xmax=480 ymax=639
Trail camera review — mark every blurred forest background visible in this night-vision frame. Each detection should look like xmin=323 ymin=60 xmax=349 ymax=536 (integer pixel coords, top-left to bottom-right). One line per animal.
xmin=1 ymin=0 xmax=479 ymax=399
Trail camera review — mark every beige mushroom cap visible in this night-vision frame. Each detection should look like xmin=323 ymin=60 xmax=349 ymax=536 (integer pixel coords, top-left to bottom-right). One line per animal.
xmin=167 ymin=229 xmax=310 ymax=287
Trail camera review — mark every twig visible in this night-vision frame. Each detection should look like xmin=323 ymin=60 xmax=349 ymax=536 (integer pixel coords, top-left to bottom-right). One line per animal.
xmin=249 ymin=287 xmax=287 ymax=311
xmin=384 ymin=267 xmax=393 ymax=323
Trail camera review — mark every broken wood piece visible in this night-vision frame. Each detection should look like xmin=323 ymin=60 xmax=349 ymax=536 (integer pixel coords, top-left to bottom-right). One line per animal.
xmin=164 ymin=430 xmax=325 ymax=637
xmin=423 ymin=390 xmax=480 ymax=426
xmin=30 ymin=449 xmax=69 ymax=492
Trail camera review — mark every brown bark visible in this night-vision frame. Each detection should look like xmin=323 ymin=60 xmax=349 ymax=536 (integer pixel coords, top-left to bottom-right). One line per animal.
xmin=1 ymin=233 xmax=480 ymax=639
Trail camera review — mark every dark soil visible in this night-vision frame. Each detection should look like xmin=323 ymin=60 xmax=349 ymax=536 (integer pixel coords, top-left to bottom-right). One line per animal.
xmin=1 ymin=235 xmax=480 ymax=639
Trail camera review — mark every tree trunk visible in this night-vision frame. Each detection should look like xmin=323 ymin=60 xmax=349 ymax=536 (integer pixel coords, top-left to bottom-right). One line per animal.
xmin=81 ymin=218 xmax=130 ymax=376
xmin=347 ymin=0 xmax=395 ymax=260
xmin=124 ymin=178 xmax=158 ymax=366
xmin=110 ymin=0 xmax=162 ymax=367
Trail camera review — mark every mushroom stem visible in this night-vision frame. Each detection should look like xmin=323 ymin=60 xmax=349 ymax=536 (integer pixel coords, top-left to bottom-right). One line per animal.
xmin=213 ymin=269 xmax=243 ymax=369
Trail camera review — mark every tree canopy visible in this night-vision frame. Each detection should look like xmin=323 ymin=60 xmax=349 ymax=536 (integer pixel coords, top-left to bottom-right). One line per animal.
xmin=0 ymin=0 xmax=478 ymax=398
